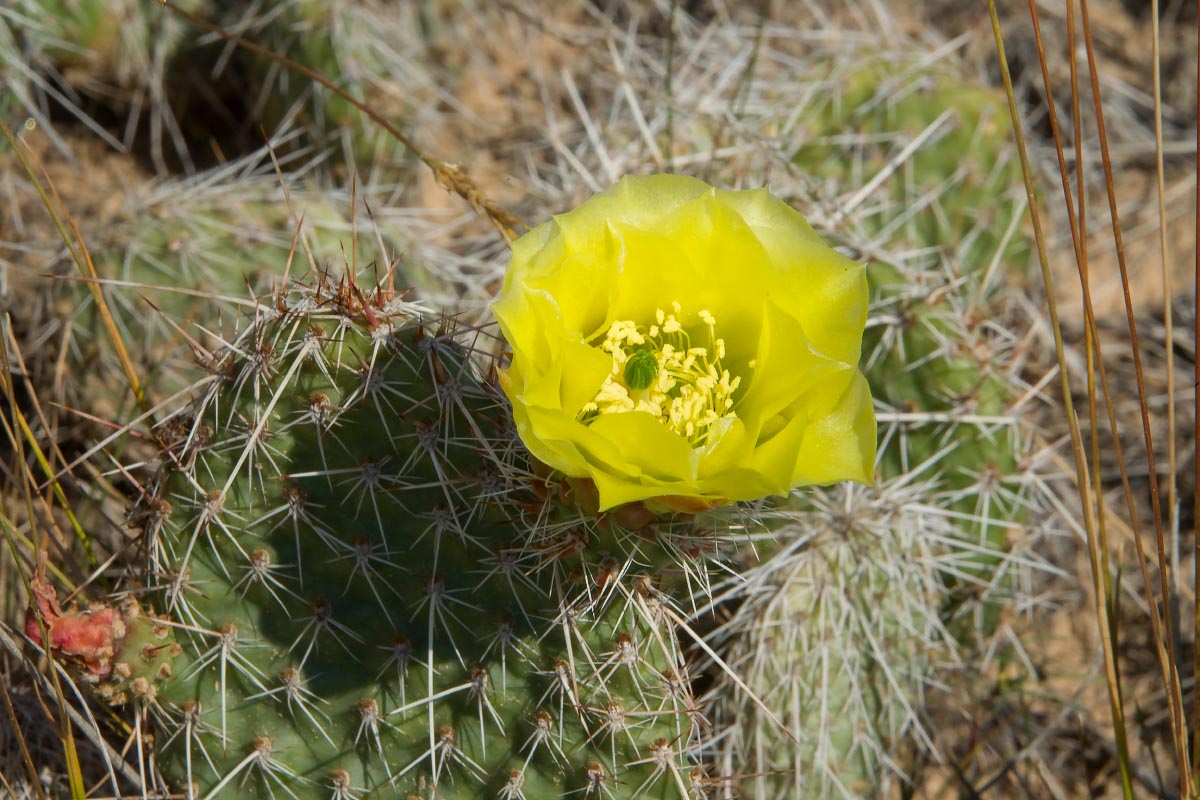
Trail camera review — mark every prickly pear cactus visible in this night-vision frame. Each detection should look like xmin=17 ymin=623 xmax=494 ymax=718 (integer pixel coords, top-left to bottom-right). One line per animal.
xmin=54 ymin=169 xmax=373 ymax=417
xmin=709 ymin=482 xmax=948 ymax=799
xmin=709 ymin=50 xmax=1038 ymax=798
xmin=131 ymin=277 xmax=709 ymax=798
xmin=0 ymin=0 xmax=204 ymax=117
xmin=796 ymin=53 xmax=1029 ymax=513
xmin=207 ymin=0 xmax=423 ymax=166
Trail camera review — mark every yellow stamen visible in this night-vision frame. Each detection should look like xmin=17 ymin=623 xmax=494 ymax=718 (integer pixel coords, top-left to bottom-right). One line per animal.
xmin=580 ymin=304 xmax=741 ymax=446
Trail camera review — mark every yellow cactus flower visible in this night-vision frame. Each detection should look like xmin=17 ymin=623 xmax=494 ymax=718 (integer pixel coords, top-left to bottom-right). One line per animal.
xmin=492 ymin=174 xmax=876 ymax=511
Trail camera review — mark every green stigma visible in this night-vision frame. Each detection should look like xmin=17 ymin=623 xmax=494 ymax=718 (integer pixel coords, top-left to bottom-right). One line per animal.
xmin=623 ymin=349 xmax=659 ymax=391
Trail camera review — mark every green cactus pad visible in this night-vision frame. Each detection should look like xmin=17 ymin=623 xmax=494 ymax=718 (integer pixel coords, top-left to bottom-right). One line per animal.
xmin=137 ymin=283 xmax=707 ymax=798
xmin=792 ymin=52 xmax=1031 ymax=563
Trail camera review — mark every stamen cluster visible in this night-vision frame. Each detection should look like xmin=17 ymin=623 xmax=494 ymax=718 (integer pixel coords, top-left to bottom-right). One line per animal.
xmin=579 ymin=302 xmax=741 ymax=446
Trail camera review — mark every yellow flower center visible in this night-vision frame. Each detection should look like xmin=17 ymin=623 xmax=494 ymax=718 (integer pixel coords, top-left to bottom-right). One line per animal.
xmin=578 ymin=302 xmax=741 ymax=447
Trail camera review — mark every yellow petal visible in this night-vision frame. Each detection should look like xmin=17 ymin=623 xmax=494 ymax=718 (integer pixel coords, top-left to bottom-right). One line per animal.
xmin=770 ymin=240 xmax=868 ymax=367
xmin=719 ymin=187 xmax=868 ymax=366
xmin=694 ymin=465 xmax=781 ymax=504
xmin=790 ymin=371 xmax=877 ymax=485
xmin=735 ymin=298 xmax=852 ymax=435
xmin=491 ymin=286 xmax=561 ymax=375
xmin=519 ymin=404 xmax=634 ymax=482
xmin=523 ymin=231 xmax=622 ymax=341
xmin=695 ymin=415 xmax=750 ymax=478
xmin=749 ymin=412 xmax=811 ymax=498
xmin=587 ymin=411 xmax=695 ymax=482
xmin=503 ymin=217 xmax=555 ymax=293
xmin=556 ymin=339 xmax=616 ymax=413
xmin=602 ymin=173 xmax=714 ymax=228
xmin=506 ymin=389 xmax=587 ymax=478
xmin=590 ymin=469 xmax=667 ymax=510
xmin=608 ymin=199 xmax=775 ymax=367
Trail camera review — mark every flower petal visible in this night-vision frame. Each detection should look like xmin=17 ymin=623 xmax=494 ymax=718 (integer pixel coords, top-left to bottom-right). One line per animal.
xmin=735 ymin=297 xmax=852 ymax=437
xmin=531 ymin=237 xmax=622 ymax=341
xmin=719 ymin=187 xmax=868 ymax=365
xmin=587 ymin=411 xmax=695 ymax=482
xmin=791 ymin=371 xmax=877 ymax=485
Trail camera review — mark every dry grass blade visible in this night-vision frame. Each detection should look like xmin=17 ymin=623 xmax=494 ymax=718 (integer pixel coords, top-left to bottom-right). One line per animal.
xmin=0 ymin=118 xmax=149 ymax=419
xmin=1195 ymin=5 xmax=1200 ymax=785
xmin=1 ymin=650 xmax=48 ymax=800
xmin=993 ymin=0 xmax=1199 ymax=796
xmin=3 ymin=324 xmax=99 ymax=573
xmin=1077 ymin=0 xmax=1191 ymax=790
xmin=987 ymin=1 xmax=1136 ymax=796
xmin=1150 ymin=0 xmax=1179 ymax=624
